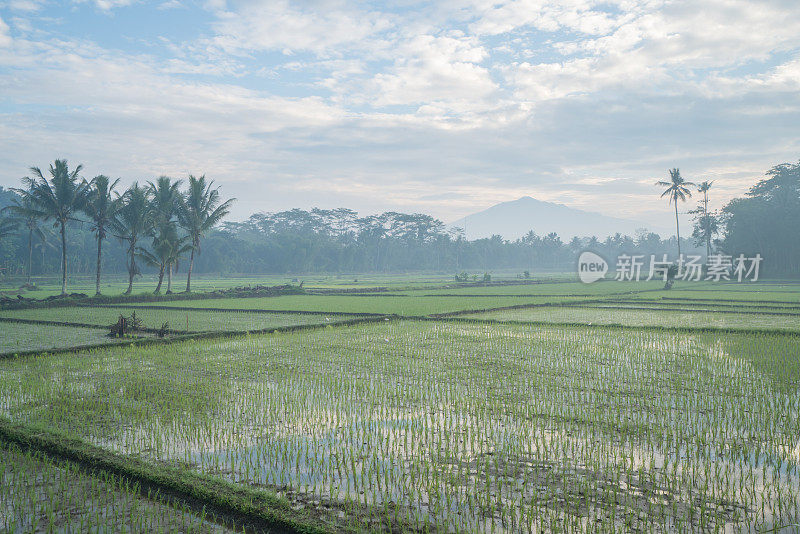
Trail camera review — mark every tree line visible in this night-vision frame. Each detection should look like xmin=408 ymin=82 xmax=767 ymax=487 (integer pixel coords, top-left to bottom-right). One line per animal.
xmin=1 ymin=159 xmax=798 ymax=286
xmin=0 ymin=160 xmax=233 ymax=295
xmin=656 ymin=161 xmax=800 ymax=276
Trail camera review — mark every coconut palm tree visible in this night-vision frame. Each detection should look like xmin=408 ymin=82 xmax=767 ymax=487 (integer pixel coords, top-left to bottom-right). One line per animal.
xmin=2 ymin=194 xmax=44 ymax=285
xmin=697 ymin=180 xmax=714 ymax=257
xmin=146 ymin=176 xmax=182 ymax=293
xmin=12 ymin=160 xmax=90 ymax=295
xmin=139 ymin=224 xmax=191 ymax=294
xmin=84 ymin=175 xmax=122 ymax=296
xmin=657 ymin=168 xmax=695 ymax=257
xmin=148 ymin=176 xmax=182 ymax=225
xmin=113 ymin=183 xmax=150 ymax=295
xmin=177 ymin=175 xmax=234 ymax=292
xmin=33 ymin=226 xmax=55 ymax=274
xmin=162 ymin=232 xmax=192 ymax=294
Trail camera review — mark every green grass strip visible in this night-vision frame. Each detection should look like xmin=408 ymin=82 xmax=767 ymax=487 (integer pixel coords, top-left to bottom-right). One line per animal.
xmin=0 ymin=285 xmax=305 ymax=311
xmin=86 ymin=303 xmax=384 ymax=317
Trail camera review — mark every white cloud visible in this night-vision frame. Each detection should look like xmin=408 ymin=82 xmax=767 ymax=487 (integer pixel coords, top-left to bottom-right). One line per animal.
xmin=365 ymin=34 xmax=496 ymax=109
xmin=503 ymin=0 xmax=800 ymax=101
xmin=157 ymin=0 xmax=183 ymax=9
xmin=82 ymin=0 xmax=137 ymax=10
xmin=1 ymin=0 xmax=800 ymax=224
xmin=468 ymin=0 xmax=632 ymax=37
xmin=4 ymin=0 xmax=46 ymax=11
xmin=0 ymin=17 xmax=11 ymax=47
xmin=209 ymin=0 xmax=393 ymax=56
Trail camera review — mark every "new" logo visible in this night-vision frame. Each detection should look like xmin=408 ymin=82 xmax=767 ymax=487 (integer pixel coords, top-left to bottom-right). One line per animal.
xmin=578 ymin=251 xmax=608 ymax=283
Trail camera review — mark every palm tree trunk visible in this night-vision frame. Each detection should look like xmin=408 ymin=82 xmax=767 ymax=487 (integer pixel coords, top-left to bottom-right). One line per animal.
xmin=154 ymin=264 xmax=164 ymax=294
xmin=674 ymin=202 xmax=681 ymax=258
xmin=27 ymin=228 xmax=33 ymax=285
xmin=704 ymin=194 xmax=711 ymax=257
xmin=167 ymin=263 xmax=173 ymax=294
xmin=95 ymin=235 xmax=103 ymax=296
xmin=125 ymin=244 xmax=134 ymax=295
xmin=185 ymin=247 xmax=195 ymax=292
xmin=60 ymin=221 xmax=67 ymax=295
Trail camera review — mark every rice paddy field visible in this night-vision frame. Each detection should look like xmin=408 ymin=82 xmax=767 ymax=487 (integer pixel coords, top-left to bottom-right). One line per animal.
xmin=128 ymin=294 xmax=588 ymax=316
xmin=1 ymin=277 xmax=799 ymax=532
xmin=582 ymin=301 xmax=800 ymax=313
xmin=461 ymin=306 xmax=800 ymax=332
xmin=398 ymin=280 xmax=666 ymax=296
xmin=0 ymin=322 xmax=116 ymax=355
xmin=0 ymin=306 xmax=364 ymax=334
xmin=0 ymin=442 xmax=237 ymax=533
xmin=627 ymin=289 xmax=800 ymax=304
xmin=0 ymin=271 xmax=574 ymax=298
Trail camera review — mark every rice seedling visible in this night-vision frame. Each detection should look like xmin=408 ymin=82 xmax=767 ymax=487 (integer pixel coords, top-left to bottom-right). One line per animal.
xmin=629 ymin=289 xmax=800 ymax=304
xmin=582 ymin=301 xmax=800 ymax=314
xmin=461 ymin=306 xmax=800 ymax=331
xmin=0 ymin=440 xmax=239 ymax=532
xmin=0 ymin=322 xmax=115 ymax=355
xmin=0 ymin=320 xmax=798 ymax=532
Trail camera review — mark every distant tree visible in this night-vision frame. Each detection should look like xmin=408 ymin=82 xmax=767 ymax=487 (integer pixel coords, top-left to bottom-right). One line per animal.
xmin=3 ymin=192 xmax=45 ymax=284
xmin=635 ymin=229 xmax=662 ymax=251
xmin=567 ymin=236 xmax=583 ymax=254
xmin=331 ymin=208 xmax=358 ymax=238
xmin=84 ymin=175 xmax=122 ymax=295
xmin=721 ymin=161 xmax=800 ymax=275
xmin=13 ymin=160 xmax=90 ymax=294
xmin=146 ymin=176 xmax=182 ymax=293
xmin=690 ymin=181 xmax=717 ymax=258
xmin=113 ymin=183 xmax=150 ymax=294
xmin=177 ymin=175 xmax=234 ymax=292
xmin=656 ymin=168 xmax=695 ymax=257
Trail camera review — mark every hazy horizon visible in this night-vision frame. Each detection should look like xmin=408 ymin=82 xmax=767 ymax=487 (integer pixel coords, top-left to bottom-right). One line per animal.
xmin=1 ymin=0 xmax=799 ymax=230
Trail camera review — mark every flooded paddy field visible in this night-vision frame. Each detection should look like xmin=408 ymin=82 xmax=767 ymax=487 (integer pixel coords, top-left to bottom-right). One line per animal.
xmin=0 ymin=441 xmax=237 ymax=532
xmin=461 ymin=306 xmax=800 ymax=331
xmin=1 ymin=320 xmax=798 ymax=532
xmin=0 ymin=321 xmax=117 ymax=356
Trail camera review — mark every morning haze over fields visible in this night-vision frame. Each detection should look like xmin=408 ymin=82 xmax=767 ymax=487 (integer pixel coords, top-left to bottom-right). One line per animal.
xmin=1 ymin=2 xmax=800 ymax=534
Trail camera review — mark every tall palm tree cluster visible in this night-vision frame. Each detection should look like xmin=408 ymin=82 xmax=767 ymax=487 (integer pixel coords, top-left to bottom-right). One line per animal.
xmin=656 ymin=168 xmax=717 ymax=258
xmin=0 ymin=159 xmax=234 ymax=296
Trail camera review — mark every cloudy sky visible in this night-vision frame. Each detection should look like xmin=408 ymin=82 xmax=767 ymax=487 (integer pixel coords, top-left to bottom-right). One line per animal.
xmin=1 ymin=0 xmax=799 ymax=230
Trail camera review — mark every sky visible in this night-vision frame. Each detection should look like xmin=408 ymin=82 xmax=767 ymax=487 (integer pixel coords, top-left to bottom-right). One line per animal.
xmin=1 ymin=0 xmax=799 ymax=232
